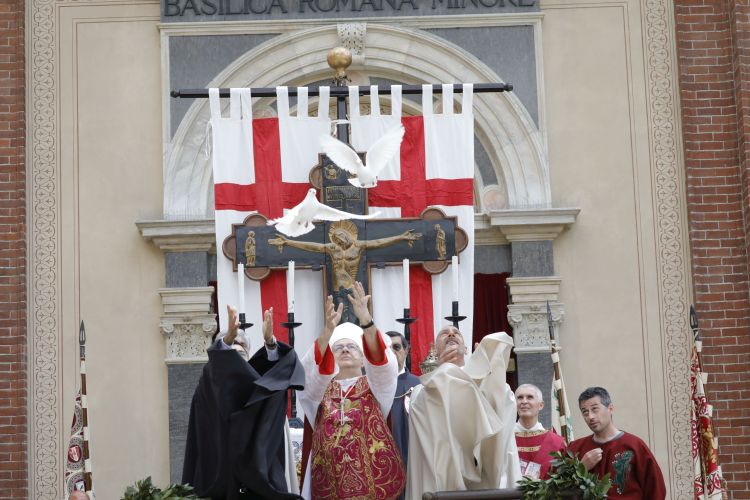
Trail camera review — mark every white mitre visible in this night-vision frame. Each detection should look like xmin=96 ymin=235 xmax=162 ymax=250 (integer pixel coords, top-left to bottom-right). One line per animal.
xmin=328 ymin=322 xmax=364 ymax=351
xmin=327 ymin=321 xmax=392 ymax=351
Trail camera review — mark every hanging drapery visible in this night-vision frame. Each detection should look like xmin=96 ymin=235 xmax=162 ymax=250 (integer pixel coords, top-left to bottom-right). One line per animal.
xmin=210 ymin=86 xmax=332 ymax=360
xmin=691 ymin=337 xmax=725 ymax=499
xmin=209 ymin=84 xmax=475 ymax=388
xmin=353 ymin=83 xmax=475 ymax=373
xmin=472 ymin=272 xmax=511 ymax=346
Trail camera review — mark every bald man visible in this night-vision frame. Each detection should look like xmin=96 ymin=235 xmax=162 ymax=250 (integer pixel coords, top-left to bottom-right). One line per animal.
xmin=514 ymin=384 xmax=566 ymax=479
xmin=406 ymin=327 xmax=521 ymax=497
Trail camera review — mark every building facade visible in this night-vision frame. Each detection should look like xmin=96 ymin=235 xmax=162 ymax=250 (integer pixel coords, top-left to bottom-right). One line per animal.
xmin=0 ymin=0 xmax=747 ymax=498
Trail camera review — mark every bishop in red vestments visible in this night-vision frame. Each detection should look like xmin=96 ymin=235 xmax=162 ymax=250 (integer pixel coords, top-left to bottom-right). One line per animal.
xmin=298 ymin=283 xmax=405 ymax=500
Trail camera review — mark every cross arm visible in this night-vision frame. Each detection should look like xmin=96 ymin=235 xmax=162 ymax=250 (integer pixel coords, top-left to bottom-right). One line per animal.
xmin=363 ymin=208 xmax=468 ymax=274
xmin=363 ymin=229 xmax=422 ymax=250
xmin=222 ymin=214 xmax=327 ymax=281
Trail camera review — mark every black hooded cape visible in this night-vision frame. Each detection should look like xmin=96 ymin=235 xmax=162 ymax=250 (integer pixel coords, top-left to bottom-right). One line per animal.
xmin=182 ymin=340 xmax=304 ymax=499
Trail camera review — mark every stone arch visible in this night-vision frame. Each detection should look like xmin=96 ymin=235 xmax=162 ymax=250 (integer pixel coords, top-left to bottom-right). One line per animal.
xmin=164 ymin=24 xmax=549 ymax=218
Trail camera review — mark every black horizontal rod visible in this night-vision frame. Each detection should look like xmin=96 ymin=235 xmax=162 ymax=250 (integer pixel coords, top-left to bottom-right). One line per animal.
xmin=171 ymin=82 xmax=513 ymax=99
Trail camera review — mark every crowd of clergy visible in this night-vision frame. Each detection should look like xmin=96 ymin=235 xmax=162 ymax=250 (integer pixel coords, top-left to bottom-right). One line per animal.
xmin=182 ymin=282 xmax=667 ymax=500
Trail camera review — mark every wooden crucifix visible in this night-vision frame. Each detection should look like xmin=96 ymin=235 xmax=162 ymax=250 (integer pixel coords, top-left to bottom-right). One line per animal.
xmin=219 ymin=47 xmax=470 ymax=374
xmin=222 ymin=204 xmax=467 ymax=325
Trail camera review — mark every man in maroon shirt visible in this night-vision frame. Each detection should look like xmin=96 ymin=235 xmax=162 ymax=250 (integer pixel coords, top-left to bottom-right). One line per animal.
xmin=568 ymin=387 xmax=666 ymax=499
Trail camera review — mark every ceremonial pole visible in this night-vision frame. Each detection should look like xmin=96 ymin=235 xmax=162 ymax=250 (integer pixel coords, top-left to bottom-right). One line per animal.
xmin=171 ymin=82 xmax=513 ymax=99
xmin=547 ymin=302 xmax=571 ymax=444
xmin=65 ymin=321 xmax=94 ymax=498
xmin=78 ymin=322 xmax=94 ymax=495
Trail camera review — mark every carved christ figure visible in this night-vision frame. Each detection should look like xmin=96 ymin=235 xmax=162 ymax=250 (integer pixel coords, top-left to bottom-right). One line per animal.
xmin=268 ymin=220 xmax=422 ymax=292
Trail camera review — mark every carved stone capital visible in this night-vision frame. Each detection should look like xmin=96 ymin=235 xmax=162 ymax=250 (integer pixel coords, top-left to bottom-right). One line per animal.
xmin=507 ymin=276 xmax=564 ymax=353
xmin=508 ymin=302 xmax=564 ymax=354
xmin=158 ymin=287 xmax=217 ymax=363
xmin=137 ymin=219 xmax=216 ymax=253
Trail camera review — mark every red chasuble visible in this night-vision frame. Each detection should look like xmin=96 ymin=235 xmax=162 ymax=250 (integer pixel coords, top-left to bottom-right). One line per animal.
xmin=514 ymin=429 xmax=566 ymax=479
xmin=568 ymin=431 xmax=666 ymax=499
xmin=310 ymin=376 xmax=405 ymax=500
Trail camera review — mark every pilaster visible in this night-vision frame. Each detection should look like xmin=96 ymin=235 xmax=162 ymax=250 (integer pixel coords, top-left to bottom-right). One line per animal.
xmin=507 ymin=276 xmax=563 ymax=429
xmin=493 ymin=208 xmax=577 ymax=430
xmin=138 ymin=220 xmax=219 ymax=482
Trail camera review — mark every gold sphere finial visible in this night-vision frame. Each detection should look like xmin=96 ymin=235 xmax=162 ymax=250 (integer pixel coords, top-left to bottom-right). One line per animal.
xmin=327 ymin=47 xmax=352 ymax=85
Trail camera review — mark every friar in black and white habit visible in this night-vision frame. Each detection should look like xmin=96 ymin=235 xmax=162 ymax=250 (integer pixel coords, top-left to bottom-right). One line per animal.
xmin=182 ymin=306 xmax=304 ymax=500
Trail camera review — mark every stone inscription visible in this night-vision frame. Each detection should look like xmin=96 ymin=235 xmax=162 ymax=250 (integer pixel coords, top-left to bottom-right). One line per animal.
xmin=163 ymin=0 xmax=535 ymax=19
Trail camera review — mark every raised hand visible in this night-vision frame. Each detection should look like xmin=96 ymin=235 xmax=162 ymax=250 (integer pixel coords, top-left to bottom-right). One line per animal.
xmin=438 ymin=344 xmax=465 ymax=366
xmin=321 ymin=295 xmax=344 ymax=343
xmin=348 ymin=281 xmax=372 ymax=326
xmin=317 ymin=295 xmax=343 ymax=354
xmin=224 ymin=304 xmax=240 ymax=345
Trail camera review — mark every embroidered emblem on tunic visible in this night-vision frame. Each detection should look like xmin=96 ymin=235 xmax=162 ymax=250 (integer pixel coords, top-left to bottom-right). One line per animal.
xmin=612 ymin=450 xmax=634 ymax=494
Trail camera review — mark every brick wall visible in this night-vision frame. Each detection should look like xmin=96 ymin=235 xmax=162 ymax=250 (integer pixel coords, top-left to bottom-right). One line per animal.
xmin=0 ymin=0 xmax=26 ymax=497
xmin=675 ymin=0 xmax=750 ymax=497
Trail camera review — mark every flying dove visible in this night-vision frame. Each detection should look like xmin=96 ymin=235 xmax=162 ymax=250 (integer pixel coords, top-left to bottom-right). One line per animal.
xmin=320 ymin=124 xmax=405 ymax=189
xmin=267 ymin=188 xmax=380 ymax=237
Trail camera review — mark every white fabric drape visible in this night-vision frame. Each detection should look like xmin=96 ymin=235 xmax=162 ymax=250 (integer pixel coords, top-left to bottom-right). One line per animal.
xmin=406 ymin=333 xmax=522 ymax=498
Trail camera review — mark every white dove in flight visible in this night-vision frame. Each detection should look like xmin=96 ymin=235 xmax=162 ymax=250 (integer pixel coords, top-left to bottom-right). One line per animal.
xmin=267 ymin=188 xmax=380 ymax=237
xmin=320 ymin=124 xmax=405 ymax=188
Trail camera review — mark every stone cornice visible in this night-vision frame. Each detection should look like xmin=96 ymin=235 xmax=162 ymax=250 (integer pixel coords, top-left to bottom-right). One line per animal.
xmin=136 ymin=219 xmax=216 ymax=252
xmin=506 ymin=276 xmax=562 ymax=303
xmin=475 ymin=208 xmax=580 ymax=244
xmin=158 ymin=286 xmax=215 ymax=315
xmin=489 ymin=208 xmax=579 ymax=241
xmin=141 ymin=212 xmax=579 ymax=251
xmin=474 ymin=212 xmax=507 ymax=245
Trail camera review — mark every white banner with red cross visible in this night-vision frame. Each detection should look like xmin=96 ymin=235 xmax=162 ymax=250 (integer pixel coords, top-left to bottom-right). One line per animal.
xmin=210 ymin=84 xmax=475 ymax=399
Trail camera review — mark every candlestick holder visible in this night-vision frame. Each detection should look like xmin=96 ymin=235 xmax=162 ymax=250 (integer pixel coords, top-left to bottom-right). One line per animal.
xmin=281 ymin=312 xmax=304 ymax=428
xmin=396 ymin=308 xmax=418 ymax=372
xmin=238 ymin=313 xmax=253 ymax=331
xmin=444 ymin=301 xmax=467 ymax=329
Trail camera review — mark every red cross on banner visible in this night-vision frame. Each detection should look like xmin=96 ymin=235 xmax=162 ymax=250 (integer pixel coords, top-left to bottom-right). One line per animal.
xmin=210 ymin=85 xmax=475 ymax=377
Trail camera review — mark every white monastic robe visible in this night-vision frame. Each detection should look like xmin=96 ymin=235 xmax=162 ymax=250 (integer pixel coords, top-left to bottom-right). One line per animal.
xmin=406 ymin=332 xmax=522 ymax=498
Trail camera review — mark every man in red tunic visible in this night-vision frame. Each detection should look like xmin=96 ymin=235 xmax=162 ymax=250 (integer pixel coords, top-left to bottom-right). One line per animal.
xmin=298 ymin=282 xmax=405 ymax=500
xmin=568 ymin=387 xmax=666 ymax=499
xmin=514 ymin=384 xmax=566 ymax=479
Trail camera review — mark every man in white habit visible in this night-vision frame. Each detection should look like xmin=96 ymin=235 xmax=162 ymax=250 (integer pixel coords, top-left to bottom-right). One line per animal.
xmin=298 ymin=281 xmax=406 ymax=500
xmin=406 ymin=325 xmax=522 ymax=498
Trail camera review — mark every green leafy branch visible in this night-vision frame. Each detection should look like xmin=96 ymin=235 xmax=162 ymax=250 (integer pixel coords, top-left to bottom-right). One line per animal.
xmin=517 ymin=450 xmax=611 ymax=500
xmin=121 ymin=476 xmax=202 ymax=500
